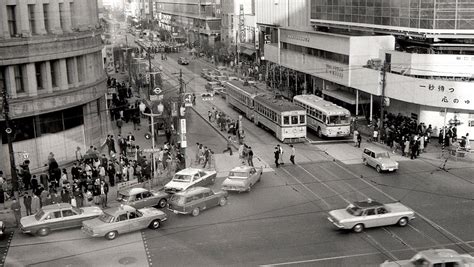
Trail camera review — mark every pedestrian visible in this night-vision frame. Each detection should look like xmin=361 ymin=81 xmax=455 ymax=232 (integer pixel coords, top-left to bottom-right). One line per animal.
xmin=192 ymin=93 xmax=196 ymax=106
xmin=75 ymin=146 xmax=83 ymax=162
xmin=289 ymin=145 xmax=296 ymax=165
xmin=238 ymin=144 xmax=245 ymax=163
xmin=100 ymin=180 xmax=109 ymax=208
xmin=277 ymin=145 xmax=284 ymax=165
xmin=23 ymin=192 xmax=32 ymax=216
xmin=353 ymin=129 xmax=359 ymax=147
xmin=195 ymin=143 xmax=201 ymax=164
xmin=410 ymin=139 xmax=418 ymax=160
xmin=31 ymin=193 xmax=40 ymax=214
xmin=116 ymin=117 xmax=123 ymax=135
xmin=248 ymin=146 xmax=254 ymax=167
xmin=223 ymin=136 xmax=233 ymax=155
xmin=274 ymin=147 xmax=280 ymax=168
xmin=208 ymin=110 xmax=213 ymax=122
xmin=202 ymin=147 xmax=211 ymax=169
xmin=404 ymin=138 xmax=410 ymax=157
xmin=356 ymin=133 xmax=362 ymax=148
xmin=11 ymin=198 xmax=21 ymax=227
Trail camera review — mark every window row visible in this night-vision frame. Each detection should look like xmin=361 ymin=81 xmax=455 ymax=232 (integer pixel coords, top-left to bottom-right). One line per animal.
xmin=281 ymin=42 xmax=349 ymax=65
xmin=0 ymin=53 xmax=102 ymax=95
xmin=255 ymin=102 xmax=281 ymax=124
xmin=5 ymin=1 xmax=79 ymax=37
xmin=283 ymin=115 xmax=306 ymax=126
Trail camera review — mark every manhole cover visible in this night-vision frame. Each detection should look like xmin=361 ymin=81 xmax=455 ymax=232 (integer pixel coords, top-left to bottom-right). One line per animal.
xmin=118 ymin=257 xmax=137 ymax=265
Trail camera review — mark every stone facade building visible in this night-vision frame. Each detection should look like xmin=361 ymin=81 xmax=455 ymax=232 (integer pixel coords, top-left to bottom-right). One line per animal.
xmin=0 ymin=0 xmax=107 ymax=175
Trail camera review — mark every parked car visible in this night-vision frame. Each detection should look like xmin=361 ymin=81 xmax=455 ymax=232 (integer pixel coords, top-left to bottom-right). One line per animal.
xmin=221 ymin=166 xmax=263 ymax=192
xmin=167 ymin=187 xmax=228 ymax=216
xmin=205 ymin=81 xmax=225 ymax=95
xmin=178 ymin=57 xmax=189 ymax=65
xmin=380 ymin=249 xmax=474 ymax=267
xmin=328 ymin=199 xmax=415 ymax=233
xmin=20 ymin=203 xmax=103 ymax=236
xmin=164 ymin=168 xmax=217 ymax=194
xmin=117 ymin=187 xmax=169 ymax=209
xmin=82 ymin=205 xmax=167 ymax=240
xmin=362 ymin=147 xmax=399 ymax=173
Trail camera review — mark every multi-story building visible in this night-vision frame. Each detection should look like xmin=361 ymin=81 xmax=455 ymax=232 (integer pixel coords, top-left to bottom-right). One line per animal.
xmin=156 ymin=0 xmax=221 ymax=47
xmin=259 ymin=0 xmax=474 ymax=138
xmin=221 ymin=0 xmax=257 ymax=59
xmin=0 ymin=0 xmax=108 ymax=176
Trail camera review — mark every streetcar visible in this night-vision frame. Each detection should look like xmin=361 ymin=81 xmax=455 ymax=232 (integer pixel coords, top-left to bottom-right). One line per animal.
xmin=293 ymin=94 xmax=351 ymax=138
xmin=225 ymin=80 xmax=263 ymax=120
xmin=253 ymin=94 xmax=306 ymax=143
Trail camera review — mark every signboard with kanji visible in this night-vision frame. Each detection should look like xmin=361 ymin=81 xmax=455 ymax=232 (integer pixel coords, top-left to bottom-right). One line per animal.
xmin=183 ymin=93 xmax=193 ymax=107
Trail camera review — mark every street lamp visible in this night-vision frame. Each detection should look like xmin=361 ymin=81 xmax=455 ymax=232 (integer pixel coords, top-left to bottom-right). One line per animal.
xmin=139 ymin=101 xmax=164 ymax=187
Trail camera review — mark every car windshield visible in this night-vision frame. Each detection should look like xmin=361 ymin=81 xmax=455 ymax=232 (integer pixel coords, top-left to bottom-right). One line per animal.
xmin=172 ymin=174 xmax=192 ymax=182
xmin=229 ymin=171 xmax=248 ymax=179
xmin=376 ymin=152 xmax=390 ymax=158
xmin=98 ymin=212 xmax=115 ymax=223
xmin=328 ymin=115 xmax=350 ymax=125
xmin=72 ymin=207 xmax=82 ymax=214
xmin=170 ymin=195 xmax=186 ymax=205
xmin=35 ymin=209 xmax=45 ymax=220
xmin=118 ymin=194 xmax=131 ymax=201
xmin=346 ymin=204 xmax=363 ymax=216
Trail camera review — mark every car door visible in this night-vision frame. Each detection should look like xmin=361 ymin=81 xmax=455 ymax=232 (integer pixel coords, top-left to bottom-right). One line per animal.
xmin=193 ymin=173 xmax=203 ymax=187
xmin=249 ymin=168 xmax=257 ymax=187
xmin=128 ymin=211 xmax=145 ymax=232
xmin=204 ymin=191 xmax=219 ymax=208
xmin=61 ymin=208 xmax=82 ymax=228
xmin=141 ymin=191 xmax=154 ymax=207
xmin=362 ymin=208 xmax=378 ymax=228
xmin=114 ymin=213 xmax=131 ymax=234
xmin=369 ymin=152 xmax=377 ymax=167
xmin=133 ymin=193 xmax=146 ymax=209
xmin=43 ymin=210 xmax=63 ymax=230
xmin=376 ymin=207 xmax=394 ymax=225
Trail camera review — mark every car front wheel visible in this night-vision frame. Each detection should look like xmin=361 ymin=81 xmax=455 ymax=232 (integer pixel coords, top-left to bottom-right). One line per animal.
xmin=149 ymin=219 xmax=161 ymax=230
xmin=376 ymin=165 xmax=382 ymax=173
xmin=105 ymin=231 xmax=118 ymax=240
xmin=398 ymin=217 xmax=408 ymax=227
xmin=353 ymin=224 xmax=364 ymax=233
xmin=192 ymin=208 xmax=200 ymax=217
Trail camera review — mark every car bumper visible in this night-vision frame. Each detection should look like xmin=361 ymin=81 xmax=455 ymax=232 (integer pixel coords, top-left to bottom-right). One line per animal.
xmin=327 ymin=217 xmax=345 ymax=229
xmin=222 ymin=186 xmax=248 ymax=192
xmin=19 ymin=225 xmax=32 ymax=234
xmin=81 ymin=227 xmax=102 ymax=237
xmin=382 ymin=166 xmax=398 ymax=171
xmin=167 ymin=208 xmax=188 ymax=215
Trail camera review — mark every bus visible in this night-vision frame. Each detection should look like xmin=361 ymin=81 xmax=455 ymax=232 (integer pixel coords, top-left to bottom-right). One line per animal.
xmin=293 ymin=94 xmax=351 ymax=138
xmin=253 ymin=94 xmax=306 ymax=143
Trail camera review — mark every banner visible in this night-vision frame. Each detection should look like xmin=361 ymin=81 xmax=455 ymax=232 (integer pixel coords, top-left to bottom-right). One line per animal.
xmin=105 ymin=46 xmax=115 ymax=75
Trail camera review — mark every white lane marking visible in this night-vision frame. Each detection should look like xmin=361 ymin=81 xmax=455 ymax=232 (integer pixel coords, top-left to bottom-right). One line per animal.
xmin=260 ymin=251 xmax=380 ymax=266
xmin=279 ymin=167 xmax=331 ymax=209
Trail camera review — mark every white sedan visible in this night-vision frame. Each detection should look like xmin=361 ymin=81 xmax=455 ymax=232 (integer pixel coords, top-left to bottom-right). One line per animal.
xmin=164 ymin=168 xmax=217 ymax=193
xmin=221 ymin=166 xmax=262 ymax=192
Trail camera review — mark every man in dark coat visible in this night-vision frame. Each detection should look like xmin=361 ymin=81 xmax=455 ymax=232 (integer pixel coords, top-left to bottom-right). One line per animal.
xmin=23 ymin=193 xmax=32 ymax=216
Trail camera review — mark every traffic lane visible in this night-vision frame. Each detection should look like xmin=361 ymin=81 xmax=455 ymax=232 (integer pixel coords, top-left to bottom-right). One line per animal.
xmin=342 ymin=159 xmax=474 ymax=241
xmin=5 ymin=229 xmax=148 ymax=266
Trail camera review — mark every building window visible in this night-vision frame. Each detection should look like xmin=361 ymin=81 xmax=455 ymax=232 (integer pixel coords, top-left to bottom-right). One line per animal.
xmin=7 ymin=5 xmax=17 ymax=37
xmin=59 ymin=3 xmax=65 ymax=31
xmin=35 ymin=62 xmax=44 ymax=90
xmin=50 ymin=60 xmax=58 ymax=87
xmin=13 ymin=65 xmax=24 ymax=93
xmin=70 ymin=2 xmax=75 ymax=28
xmin=0 ymin=68 xmax=5 ymax=95
xmin=28 ymin=4 xmax=36 ymax=35
xmin=77 ymin=56 xmax=85 ymax=82
xmin=43 ymin=4 xmax=50 ymax=33
xmin=66 ymin=58 xmax=74 ymax=85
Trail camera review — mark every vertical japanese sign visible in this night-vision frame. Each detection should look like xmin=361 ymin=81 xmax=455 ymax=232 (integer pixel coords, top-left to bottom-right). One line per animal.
xmin=105 ymin=46 xmax=115 ymax=75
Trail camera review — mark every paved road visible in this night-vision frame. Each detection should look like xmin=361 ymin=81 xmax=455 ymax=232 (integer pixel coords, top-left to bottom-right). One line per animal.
xmin=147 ymin=51 xmax=474 ymax=266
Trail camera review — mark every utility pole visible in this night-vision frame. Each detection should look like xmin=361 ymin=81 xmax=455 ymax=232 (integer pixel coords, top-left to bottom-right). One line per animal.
xmin=2 ymin=84 xmax=19 ymax=196
xmin=378 ymin=58 xmax=390 ymax=143
xmin=178 ymin=69 xmax=186 ymax=167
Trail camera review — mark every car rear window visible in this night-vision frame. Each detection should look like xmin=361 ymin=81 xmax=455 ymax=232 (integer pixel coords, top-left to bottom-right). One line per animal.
xmin=173 ymin=174 xmax=192 ymax=182
xmin=229 ymin=171 xmax=248 ymax=178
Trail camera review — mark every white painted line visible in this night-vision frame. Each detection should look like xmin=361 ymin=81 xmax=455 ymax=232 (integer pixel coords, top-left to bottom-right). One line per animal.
xmin=260 ymin=251 xmax=380 ymax=266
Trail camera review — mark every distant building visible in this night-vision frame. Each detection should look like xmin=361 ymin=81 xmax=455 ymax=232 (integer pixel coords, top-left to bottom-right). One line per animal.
xmin=155 ymin=0 xmax=222 ymax=47
xmin=258 ymin=0 xmax=474 ymax=138
xmin=0 ymin=0 xmax=108 ymax=175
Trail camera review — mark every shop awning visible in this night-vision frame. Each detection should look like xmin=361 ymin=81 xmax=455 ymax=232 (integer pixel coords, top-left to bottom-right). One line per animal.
xmin=241 ymin=48 xmax=256 ymax=56
xmin=323 ymin=90 xmax=371 ymax=105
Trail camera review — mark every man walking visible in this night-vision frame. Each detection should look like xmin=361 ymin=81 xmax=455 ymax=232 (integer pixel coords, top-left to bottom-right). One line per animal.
xmin=247 ymin=147 xmax=254 ymax=167
xmin=223 ymin=136 xmax=233 ymax=155
xmin=23 ymin=193 xmax=32 ymax=216
xmin=11 ymin=198 xmax=21 ymax=227
xmin=356 ymin=133 xmax=362 ymax=148
xmin=274 ymin=147 xmax=280 ymax=168
xmin=100 ymin=180 xmax=109 ymax=208
xmin=289 ymin=145 xmax=296 ymax=165
xmin=202 ymin=147 xmax=211 ymax=169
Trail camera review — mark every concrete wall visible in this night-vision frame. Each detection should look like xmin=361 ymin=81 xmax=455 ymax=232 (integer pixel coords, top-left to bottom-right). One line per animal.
xmin=256 ymin=0 xmax=309 ymax=29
